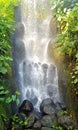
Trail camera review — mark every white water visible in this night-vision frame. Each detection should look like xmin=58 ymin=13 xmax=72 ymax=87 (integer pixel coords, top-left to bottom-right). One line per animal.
xmin=13 ymin=0 xmax=61 ymax=109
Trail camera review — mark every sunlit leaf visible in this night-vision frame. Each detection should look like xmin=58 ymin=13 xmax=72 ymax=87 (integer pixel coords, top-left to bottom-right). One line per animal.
xmin=16 ymin=99 xmax=20 ymax=105
xmin=5 ymin=97 xmax=12 ymax=103
xmin=73 ymin=79 xmax=78 ymax=84
xmin=15 ymin=91 xmax=20 ymax=95
xmin=12 ymin=95 xmax=16 ymax=101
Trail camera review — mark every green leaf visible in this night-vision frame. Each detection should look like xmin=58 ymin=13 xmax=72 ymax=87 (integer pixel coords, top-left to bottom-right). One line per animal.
xmin=12 ymin=95 xmax=16 ymax=101
xmin=15 ymin=91 xmax=20 ymax=95
xmin=0 ymin=97 xmax=5 ymax=102
xmin=0 ymin=91 xmax=5 ymax=95
xmin=0 ymin=86 xmax=4 ymax=90
xmin=0 ymin=67 xmax=7 ymax=74
xmin=5 ymin=97 xmax=12 ymax=103
xmin=72 ymin=75 xmax=75 ymax=79
xmin=16 ymin=99 xmax=20 ymax=105
xmin=5 ymin=90 xmax=9 ymax=94
xmin=73 ymin=79 xmax=78 ymax=84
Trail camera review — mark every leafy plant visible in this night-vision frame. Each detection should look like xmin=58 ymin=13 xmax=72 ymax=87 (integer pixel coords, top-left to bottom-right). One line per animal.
xmin=51 ymin=0 xmax=78 ymax=96
xmin=0 ymin=86 xmax=20 ymax=105
xmin=0 ymin=0 xmax=19 ymax=76
xmin=60 ymin=110 xmax=68 ymax=115
xmin=52 ymin=125 xmax=64 ymax=130
xmin=0 ymin=1 xmax=19 ymax=129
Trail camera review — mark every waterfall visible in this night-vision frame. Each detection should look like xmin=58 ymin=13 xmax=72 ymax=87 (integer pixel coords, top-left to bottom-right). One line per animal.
xmin=12 ymin=0 xmax=61 ymax=109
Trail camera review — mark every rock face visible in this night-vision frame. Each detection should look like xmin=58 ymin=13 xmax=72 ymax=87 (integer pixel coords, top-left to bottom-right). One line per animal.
xmin=41 ymin=115 xmax=57 ymax=127
xmin=7 ymin=98 xmax=76 ymax=130
xmin=33 ymin=121 xmax=41 ymax=129
xmin=57 ymin=110 xmax=75 ymax=129
xmin=41 ymin=127 xmax=55 ymax=130
xmin=40 ymin=98 xmax=56 ymax=115
xmin=24 ymin=113 xmax=36 ymax=128
xmin=19 ymin=100 xmax=34 ymax=115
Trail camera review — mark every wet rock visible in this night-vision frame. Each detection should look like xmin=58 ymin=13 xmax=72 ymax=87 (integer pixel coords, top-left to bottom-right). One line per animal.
xmin=55 ymin=102 xmax=66 ymax=112
xmin=41 ymin=105 xmax=56 ymax=115
xmin=14 ymin=6 xmax=21 ymax=22
xmin=42 ymin=63 xmax=48 ymax=70
xmin=14 ymin=39 xmax=26 ymax=62
xmin=41 ymin=127 xmax=54 ymax=130
xmin=33 ymin=120 xmax=41 ymax=129
xmin=41 ymin=115 xmax=57 ymax=127
xmin=57 ymin=111 xmax=75 ymax=129
xmin=17 ymin=113 xmax=27 ymax=121
xmin=32 ymin=110 xmax=42 ymax=120
xmin=24 ymin=129 xmax=32 ymax=130
xmin=19 ymin=100 xmax=34 ymax=115
xmin=47 ymin=84 xmax=55 ymax=97
xmin=40 ymin=98 xmax=56 ymax=114
xmin=24 ymin=113 xmax=36 ymax=128
xmin=15 ymin=22 xmax=25 ymax=38
xmin=58 ymin=103 xmax=66 ymax=111
xmin=41 ymin=127 xmax=55 ymax=130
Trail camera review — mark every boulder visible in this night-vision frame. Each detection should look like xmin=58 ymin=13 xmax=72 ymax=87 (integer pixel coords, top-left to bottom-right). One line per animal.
xmin=57 ymin=111 xmax=75 ymax=129
xmin=41 ymin=115 xmax=57 ymax=127
xmin=56 ymin=102 xmax=66 ymax=111
xmin=41 ymin=105 xmax=56 ymax=115
xmin=17 ymin=113 xmax=27 ymax=121
xmin=33 ymin=120 xmax=41 ymax=129
xmin=19 ymin=100 xmax=34 ymax=115
xmin=32 ymin=109 xmax=42 ymax=120
xmin=41 ymin=127 xmax=55 ymax=130
xmin=24 ymin=113 xmax=36 ymax=128
xmin=40 ymin=98 xmax=56 ymax=115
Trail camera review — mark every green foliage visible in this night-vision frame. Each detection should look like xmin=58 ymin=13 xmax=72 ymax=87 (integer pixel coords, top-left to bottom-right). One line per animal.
xmin=52 ymin=125 xmax=63 ymax=130
xmin=71 ymin=66 xmax=78 ymax=85
xmin=60 ymin=110 xmax=68 ymax=115
xmin=55 ymin=4 xmax=78 ymax=59
xmin=0 ymin=1 xmax=19 ymax=129
xmin=12 ymin=114 xmax=24 ymax=126
xmin=0 ymin=86 xmax=20 ymax=105
xmin=0 ymin=0 xmax=19 ymax=77
xmin=51 ymin=0 xmax=78 ymax=96
xmin=0 ymin=113 xmax=28 ymax=129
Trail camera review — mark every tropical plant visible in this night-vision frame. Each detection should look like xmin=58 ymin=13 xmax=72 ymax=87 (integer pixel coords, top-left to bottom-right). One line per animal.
xmin=50 ymin=0 xmax=78 ymax=95
xmin=0 ymin=0 xmax=18 ymax=78
xmin=0 ymin=0 xmax=19 ymax=129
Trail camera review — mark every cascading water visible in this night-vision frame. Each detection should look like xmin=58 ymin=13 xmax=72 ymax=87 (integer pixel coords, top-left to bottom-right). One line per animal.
xmin=12 ymin=0 xmax=62 ymax=109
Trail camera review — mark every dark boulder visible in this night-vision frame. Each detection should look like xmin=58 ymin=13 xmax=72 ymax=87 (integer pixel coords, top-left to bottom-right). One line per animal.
xmin=19 ymin=100 xmax=34 ymax=115
xmin=41 ymin=127 xmax=55 ymax=130
xmin=24 ymin=113 xmax=36 ymax=128
xmin=17 ymin=113 xmax=27 ymax=121
xmin=56 ymin=102 xmax=66 ymax=111
xmin=41 ymin=105 xmax=56 ymax=115
xmin=32 ymin=109 xmax=42 ymax=120
xmin=33 ymin=120 xmax=41 ymax=129
xmin=57 ymin=111 xmax=75 ymax=129
xmin=41 ymin=115 xmax=58 ymax=127
xmin=40 ymin=98 xmax=56 ymax=115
